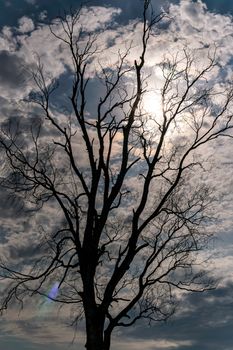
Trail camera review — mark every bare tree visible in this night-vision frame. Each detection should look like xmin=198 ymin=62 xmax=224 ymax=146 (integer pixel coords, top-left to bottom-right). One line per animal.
xmin=0 ymin=1 xmax=233 ymax=350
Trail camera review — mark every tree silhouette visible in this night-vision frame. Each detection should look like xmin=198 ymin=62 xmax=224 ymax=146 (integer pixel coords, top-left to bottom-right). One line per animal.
xmin=0 ymin=1 xmax=233 ymax=350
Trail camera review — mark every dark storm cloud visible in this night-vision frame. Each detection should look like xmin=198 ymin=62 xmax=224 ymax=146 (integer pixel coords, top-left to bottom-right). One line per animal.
xmin=0 ymin=50 xmax=29 ymax=90
xmin=1 ymin=113 xmax=61 ymax=142
xmin=0 ymin=226 xmax=11 ymax=244
xmin=0 ymin=187 xmax=25 ymax=219
xmin=8 ymin=240 xmax=41 ymax=261
xmin=0 ymin=96 xmax=23 ymax=118
xmin=127 ymin=283 xmax=233 ymax=350
xmin=16 ymin=319 xmax=45 ymax=336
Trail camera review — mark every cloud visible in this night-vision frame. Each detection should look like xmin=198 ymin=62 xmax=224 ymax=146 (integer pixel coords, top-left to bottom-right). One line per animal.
xmin=0 ymin=51 xmax=29 ymax=92
xmin=0 ymin=302 xmax=85 ymax=347
xmin=0 ymin=6 xmax=122 ymax=97
xmin=39 ymin=10 xmax=47 ymax=21
xmin=1 ymin=1 xmax=233 ymax=349
xmin=18 ymin=16 xmax=35 ymax=33
xmin=123 ymin=282 xmax=233 ymax=350
xmin=2 ymin=2 xmax=232 ymax=99
xmin=4 ymin=1 xmax=11 ymax=7
xmin=167 ymin=0 xmax=233 ymax=62
xmin=0 ymin=187 xmax=25 ymax=219
xmin=113 ymin=338 xmax=193 ymax=350
xmin=0 ymin=26 xmax=17 ymax=51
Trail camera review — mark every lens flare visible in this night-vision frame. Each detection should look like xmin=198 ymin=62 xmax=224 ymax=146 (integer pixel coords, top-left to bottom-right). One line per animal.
xmin=38 ymin=281 xmax=59 ymax=318
xmin=48 ymin=282 xmax=59 ymax=301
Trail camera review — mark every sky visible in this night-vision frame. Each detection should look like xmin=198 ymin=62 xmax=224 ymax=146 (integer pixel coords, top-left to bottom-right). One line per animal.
xmin=1 ymin=0 xmax=233 ymax=350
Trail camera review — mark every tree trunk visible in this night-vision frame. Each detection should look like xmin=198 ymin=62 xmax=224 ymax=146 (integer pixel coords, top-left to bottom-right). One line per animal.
xmin=82 ymin=246 xmax=111 ymax=350
xmin=103 ymin=329 xmax=112 ymax=350
xmin=85 ymin=309 xmax=106 ymax=350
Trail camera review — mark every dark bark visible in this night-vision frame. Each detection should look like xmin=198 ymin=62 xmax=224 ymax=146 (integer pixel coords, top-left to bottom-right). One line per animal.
xmin=85 ymin=309 xmax=105 ymax=350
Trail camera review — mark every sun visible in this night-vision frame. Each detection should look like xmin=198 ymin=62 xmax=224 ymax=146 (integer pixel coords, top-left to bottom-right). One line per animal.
xmin=143 ymin=90 xmax=162 ymax=118
xmin=141 ymin=90 xmax=163 ymax=134
xmin=141 ymin=89 xmax=182 ymax=141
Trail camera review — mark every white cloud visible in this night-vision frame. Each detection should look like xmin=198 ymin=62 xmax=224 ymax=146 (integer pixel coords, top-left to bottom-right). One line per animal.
xmin=3 ymin=2 xmax=233 ymax=98
xmin=18 ymin=16 xmax=35 ymax=33
xmin=112 ymin=337 xmax=193 ymax=350
xmin=167 ymin=0 xmax=233 ymax=62
xmin=1 ymin=1 xmax=233 ymax=349
xmin=39 ymin=10 xmax=47 ymax=21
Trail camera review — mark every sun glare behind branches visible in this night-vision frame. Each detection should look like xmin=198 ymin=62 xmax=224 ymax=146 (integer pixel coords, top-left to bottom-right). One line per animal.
xmin=143 ymin=90 xmax=162 ymax=118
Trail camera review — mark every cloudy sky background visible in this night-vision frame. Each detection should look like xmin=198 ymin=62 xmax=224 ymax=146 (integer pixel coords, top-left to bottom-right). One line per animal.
xmin=1 ymin=0 xmax=233 ymax=349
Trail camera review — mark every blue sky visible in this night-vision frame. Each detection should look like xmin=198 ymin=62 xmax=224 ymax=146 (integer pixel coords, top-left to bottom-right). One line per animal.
xmin=1 ymin=0 xmax=233 ymax=350
xmin=0 ymin=0 xmax=232 ymax=28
